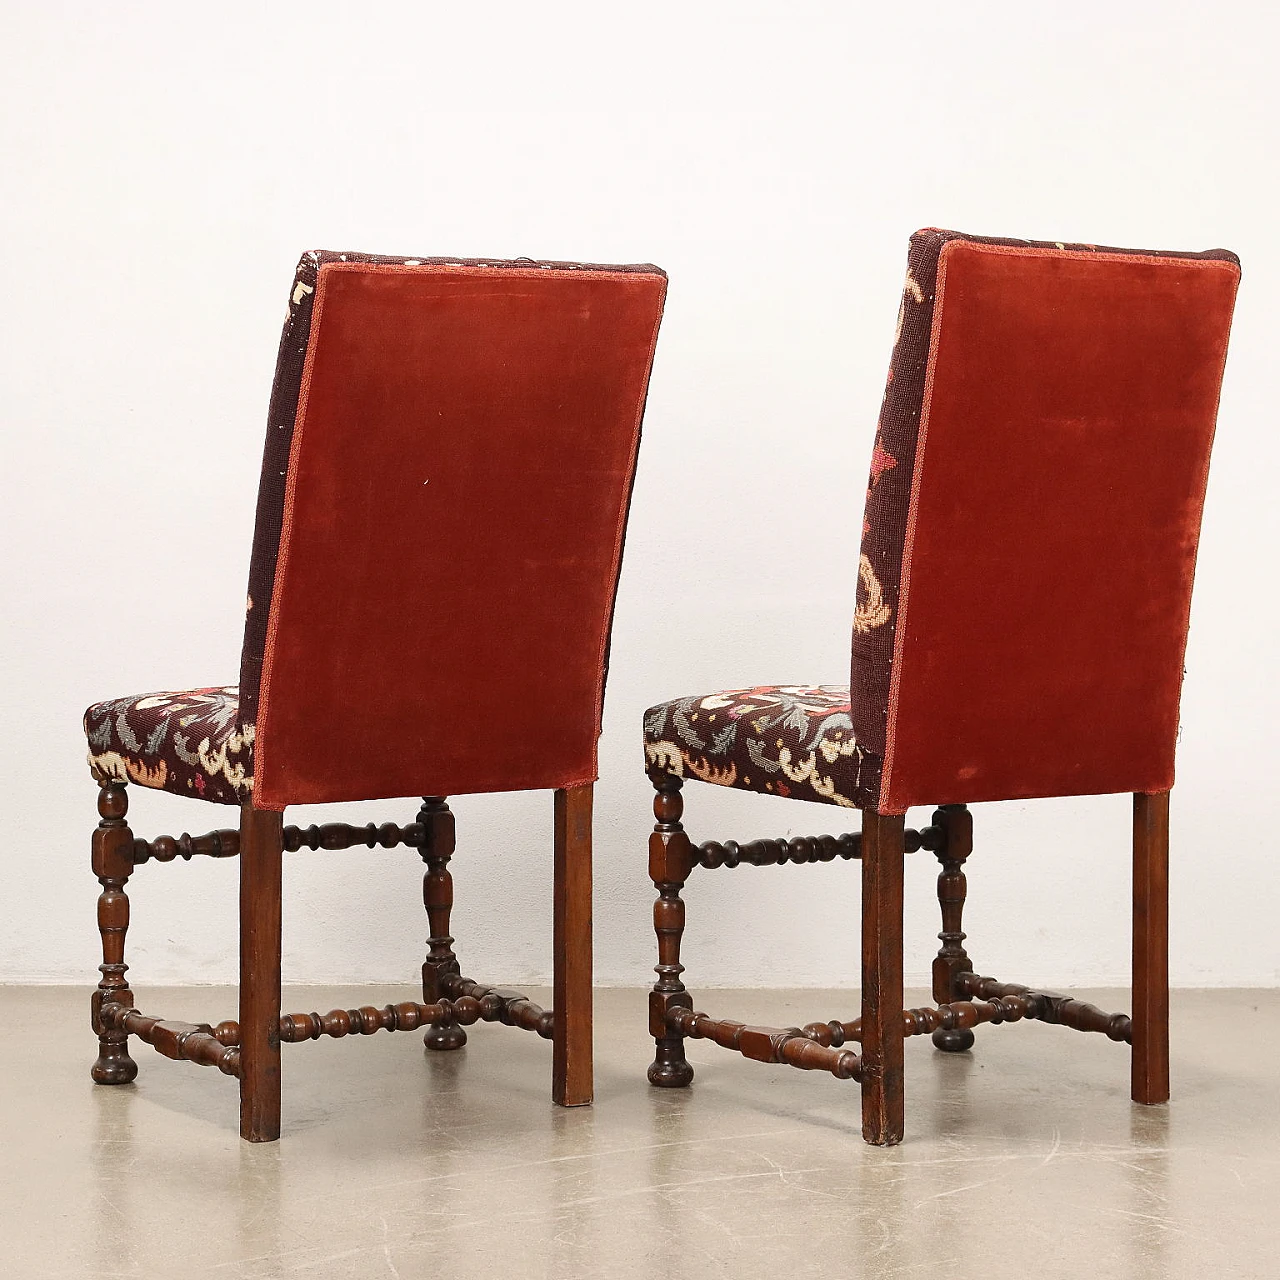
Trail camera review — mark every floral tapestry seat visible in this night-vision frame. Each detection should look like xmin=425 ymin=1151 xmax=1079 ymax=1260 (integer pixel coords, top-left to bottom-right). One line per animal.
xmin=84 ymin=686 xmax=251 ymax=805
xmin=643 ymin=684 xmax=882 ymax=810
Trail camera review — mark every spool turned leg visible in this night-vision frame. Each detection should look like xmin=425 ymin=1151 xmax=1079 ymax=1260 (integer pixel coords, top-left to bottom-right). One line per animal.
xmin=930 ymin=803 xmax=975 ymax=1053
xmin=647 ymin=773 xmax=695 ymax=1088
xmin=420 ymin=797 xmax=466 ymax=1051
xmin=239 ymin=803 xmax=284 ymax=1143
xmin=91 ymin=778 xmax=138 ymax=1085
xmin=1132 ymin=791 xmax=1170 ymax=1105
xmin=861 ymin=810 xmax=906 ymax=1145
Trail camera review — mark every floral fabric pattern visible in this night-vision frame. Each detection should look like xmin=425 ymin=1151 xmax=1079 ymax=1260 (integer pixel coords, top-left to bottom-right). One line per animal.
xmin=84 ymin=687 xmax=252 ymax=805
xmin=644 ymin=684 xmax=881 ymax=809
xmin=850 ymin=232 xmax=948 ymax=756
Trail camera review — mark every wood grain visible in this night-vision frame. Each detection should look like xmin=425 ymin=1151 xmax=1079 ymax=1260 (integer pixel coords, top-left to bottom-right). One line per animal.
xmin=90 ymin=779 xmax=139 ymax=1085
xmin=860 ymin=810 xmax=906 ymax=1146
xmin=239 ymin=803 xmax=284 ymax=1142
xmin=1132 ymin=790 xmax=1171 ymax=1104
xmin=419 ymin=797 xmax=467 ymax=1051
xmin=553 ymin=784 xmax=593 ymax=1106
xmin=646 ymin=773 xmax=696 ymax=1089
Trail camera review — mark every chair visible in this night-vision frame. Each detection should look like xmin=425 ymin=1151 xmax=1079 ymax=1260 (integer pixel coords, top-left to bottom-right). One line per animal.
xmin=85 ymin=251 xmax=667 ymax=1141
xmin=641 ymin=229 xmax=1239 ymax=1145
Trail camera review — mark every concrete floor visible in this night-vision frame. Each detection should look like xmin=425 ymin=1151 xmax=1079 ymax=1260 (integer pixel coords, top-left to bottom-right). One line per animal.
xmin=1 ymin=985 xmax=1276 ymax=1279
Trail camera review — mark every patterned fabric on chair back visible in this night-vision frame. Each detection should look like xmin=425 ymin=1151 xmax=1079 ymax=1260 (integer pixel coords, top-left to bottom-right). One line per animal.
xmin=852 ymin=230 xmax=1239 ymax=813
xmin=240 ymin=253 xmax=667 ymax=809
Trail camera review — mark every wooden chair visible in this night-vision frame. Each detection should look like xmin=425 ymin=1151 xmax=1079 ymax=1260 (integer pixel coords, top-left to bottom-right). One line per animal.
xmin=641 ymin=229 xmax=1239 ymax=1145
xmin=84 ymin=251 xmax=667 ymax=1141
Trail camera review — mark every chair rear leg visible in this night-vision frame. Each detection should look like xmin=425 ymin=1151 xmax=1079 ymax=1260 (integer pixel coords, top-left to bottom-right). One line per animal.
xmin=91 ymin=778 xmax=138 ymax=1084
xmin=861 ymin=810 xmax=906 ymax=1146
xmin=419 ymin=797 xmax=467 ymax=1051
xmin=553 ymin=784 xmax=594 ymax=1106
xmin=239 ymin=802 xmax=284 ymax=1142
xmin=1132 ymin=790 xmax=1170 ymax=1105
xmin=647 ymin=773 xmax=695 ymax=1088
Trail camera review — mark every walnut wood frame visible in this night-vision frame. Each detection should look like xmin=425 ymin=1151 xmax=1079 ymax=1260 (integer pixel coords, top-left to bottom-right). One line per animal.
xmin=645 ymin=772 xmax=1171 ymax=1145
xmin=90 ymin=778 xmax=594 ymax=1142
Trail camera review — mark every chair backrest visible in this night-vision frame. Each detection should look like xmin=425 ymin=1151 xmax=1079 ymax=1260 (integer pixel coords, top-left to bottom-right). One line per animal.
xmin=240 ymin=252 xmax=667 ymax=809
xmin=852 ymin=230 xmax=1240 ymax=814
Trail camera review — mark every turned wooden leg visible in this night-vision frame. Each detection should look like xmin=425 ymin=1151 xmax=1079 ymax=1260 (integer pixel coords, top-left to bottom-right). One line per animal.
xmin=419 ymin=797 xmax=466 ymax=1052
xmin=861 ymin=810 xmax=906 ymax=1146
xmin=553 ymin=784 xmax=593 ymax=1106
xmin=91 ymin=778 xmax=138 ymax=1085
xmin=239 ymin=802 xmax=284 ymax=1143
xmin=647 ymin=773 xmax=695 ymax=1089
xmin=930 ymin=803 xmax=975 ymax=1053
xmin=1132 ymin=790 xmax=1170 ymax=1105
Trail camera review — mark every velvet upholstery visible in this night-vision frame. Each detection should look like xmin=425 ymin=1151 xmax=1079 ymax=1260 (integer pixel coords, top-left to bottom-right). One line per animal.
xmin=643 ymin=685 xmax=880 ymax=808
xmin=869 ymin=235 xmax=1239 ymax=812
xmin=247 ymin=255 xmax=667 ymax=809
xmin=84 ymin=252 xmax=667 ymax=808
xmin=645 ymin=229 xmax=1239 ymax=817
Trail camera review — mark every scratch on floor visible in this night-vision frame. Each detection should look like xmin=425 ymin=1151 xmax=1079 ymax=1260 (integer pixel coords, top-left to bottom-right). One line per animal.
xmin=1039 ymin=1128 xmax=1062 ymax=1167
xmin=284 ymin=1125 xmax=812 ymax=1208
xmin=1099 ymin=1206 xmax=1188 ymax=1235
xmin=378 ymin=1214 xmax=401 ymax=1279
xmin=756 ymin=1151 xmax=844 ymax=1200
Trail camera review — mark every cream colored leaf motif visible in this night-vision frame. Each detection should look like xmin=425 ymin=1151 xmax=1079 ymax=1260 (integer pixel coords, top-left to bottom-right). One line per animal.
xmin=777 ymin=748 xmax=857 ymax=808
xmin=644 ymin=740 xmax=684 ymax=776
xmin=684 ymin=755 xmax=738 ymax=788
xmin=853 ymin=554 xmax=891 ymax=633
xmin=893 ymin=269 xmax=926 ymax=347
xmin=88 ymin=750 xmax=167 ymax=790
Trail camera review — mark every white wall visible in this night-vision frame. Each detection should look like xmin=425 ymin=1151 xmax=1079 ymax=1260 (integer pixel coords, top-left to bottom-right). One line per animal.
xmin=2 ymin=2 xmax=1276 ymax=989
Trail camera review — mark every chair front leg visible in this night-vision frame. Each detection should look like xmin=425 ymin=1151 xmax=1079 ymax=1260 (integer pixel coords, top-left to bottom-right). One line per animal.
xmin=419 ymin=796 xmax=467 ymax=1051
xmin=91 ymin=778 xmax=138 ymax=1084
xmin=930 ymin=803 xmax=975 ymax=1053
xmin=647 ymin=773 xmax=695 ymax=1088
xmin=861 ymin=810 xmax=906 ymax=1146
xmin=239 ymin=802 xmax=284 ymax=1143
xmin=1132 ymin=790 xmax=1170 ymax=1105
xmin=553 ymin=784 xmax=593 ymax=1106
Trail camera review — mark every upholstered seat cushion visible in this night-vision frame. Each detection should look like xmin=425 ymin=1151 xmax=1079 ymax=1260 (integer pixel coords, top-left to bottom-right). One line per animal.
xmin=643 ymin=685 xmax=882 ymax=809
xmin=84 ymin=686 xmax=252 ymax=805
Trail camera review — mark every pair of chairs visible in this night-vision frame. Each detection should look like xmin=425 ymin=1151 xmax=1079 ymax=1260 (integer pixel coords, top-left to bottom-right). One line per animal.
xmin=84 ymin=233 xmax=1241 ymax=1145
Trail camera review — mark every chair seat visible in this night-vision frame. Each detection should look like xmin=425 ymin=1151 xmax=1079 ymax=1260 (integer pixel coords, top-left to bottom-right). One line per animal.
xmin=643 ymin=684 xmax=882 ymax=809
xmin=84 ymin=686 xmax=251 ymax=805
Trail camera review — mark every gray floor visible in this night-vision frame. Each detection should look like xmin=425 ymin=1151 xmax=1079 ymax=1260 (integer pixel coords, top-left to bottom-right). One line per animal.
xmin=2 ymin=985 xmax=1276 ymax=1279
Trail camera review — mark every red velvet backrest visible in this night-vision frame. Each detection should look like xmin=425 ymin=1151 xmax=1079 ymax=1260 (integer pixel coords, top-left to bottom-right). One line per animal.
xmin=853 ymin=231 xmax=1239 ymax=813
xmin=240 ymin=253 xmax=667 ymax=809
